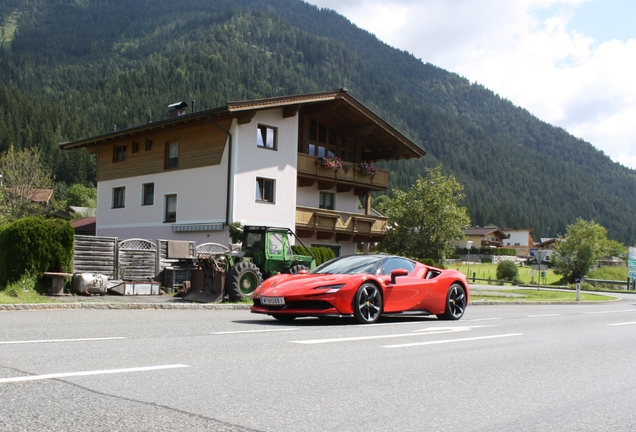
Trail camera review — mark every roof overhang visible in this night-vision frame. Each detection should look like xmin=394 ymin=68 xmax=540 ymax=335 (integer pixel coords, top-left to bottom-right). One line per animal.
xmin=59 ymin=89 xmax=426 ymax=161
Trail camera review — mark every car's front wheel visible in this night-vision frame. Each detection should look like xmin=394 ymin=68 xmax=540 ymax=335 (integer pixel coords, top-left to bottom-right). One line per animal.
xmin=437 ymin=283 xmax=467 ymax=320
xmin=353 ymin=283 xmax=382 ymax=324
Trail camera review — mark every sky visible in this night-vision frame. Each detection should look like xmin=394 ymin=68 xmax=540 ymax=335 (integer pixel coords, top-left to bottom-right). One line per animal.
xmin=303 ymin=0 xmax=636 ymax=170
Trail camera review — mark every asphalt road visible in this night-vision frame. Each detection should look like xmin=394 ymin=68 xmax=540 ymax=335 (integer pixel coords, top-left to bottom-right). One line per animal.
xmin=1 ymin=297 xmax=636 ymax=431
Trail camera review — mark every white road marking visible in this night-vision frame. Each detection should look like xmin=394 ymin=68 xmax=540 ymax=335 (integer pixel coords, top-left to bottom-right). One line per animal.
xmin=0 ymin=337 xmax=126 ymax=345
xmin=607 ymin=322 xmax=636 ymax=326
xmin=290 ymin=326 xmax=482 ymax=344
xmin=0 ymin=364 xmax=190 ymax=384
xmin=365 ymin=321 xmax=436 ymax=328
xmin=383 ymin=333 xmax=523 ymax=348
xmin=527 ymin=314 xmax=561 ymax=318
xmin=585 ymin=310 xmax=636 ymax=314
xmin=212 ymin=328 xmax=299 ymax=335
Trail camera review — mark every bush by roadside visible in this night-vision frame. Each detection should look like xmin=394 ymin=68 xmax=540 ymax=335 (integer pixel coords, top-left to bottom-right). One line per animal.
xmin=0 ymin=217 xmax=74 ymax=291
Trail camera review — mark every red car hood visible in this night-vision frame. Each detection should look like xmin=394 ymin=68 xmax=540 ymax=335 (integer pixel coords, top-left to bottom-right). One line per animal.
xmin=256 ymin=273 xmax=366 ymax=296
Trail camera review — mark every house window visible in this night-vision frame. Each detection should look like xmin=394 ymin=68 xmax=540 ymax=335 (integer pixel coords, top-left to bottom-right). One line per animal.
xmin=165 ymin=141 xmax=179 ymax=169
xmin=113 ymin=145 xmax=127 ymax=162
xmin=257 ymin=125 xmax=277 ymax=150
xmin=132 ymin=140 xmax=139 ymax=153
xmin=306 ymin=116 xmax=337 ymax=158
xmin=112 ymin=187 xmax=125 ymax=208
xmin=145 ymin=138 xmax=153 ymax=151
xmin=319 ymin=192 xmax=334 ymax=210
xmin=142 ymin=183 xmax=154 ymax=206
xmin=164 ymin=194 xmax=177 ymax=222
xmin=255 ymin=178 xmax=275 ymax=203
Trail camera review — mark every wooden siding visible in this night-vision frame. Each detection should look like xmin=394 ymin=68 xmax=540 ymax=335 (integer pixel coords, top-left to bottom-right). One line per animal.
xmin=295 ymin=206 xmax=388 ymax=235
xmin=96 ymin=119 xmax=231 ymax=182
xmin=73 ymin=235 xmax=118 ymax=278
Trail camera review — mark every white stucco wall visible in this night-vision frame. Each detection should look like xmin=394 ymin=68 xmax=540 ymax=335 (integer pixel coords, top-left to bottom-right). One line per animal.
xmin=503 ymin=230 xmax=531 ymax=246
xmin=96 ymin=159 xmax=230 ymax=244
xmin=231 ymin=109 xmax=298 ymax=231
xmin=295 ymin=184 xmax=360 ymax=213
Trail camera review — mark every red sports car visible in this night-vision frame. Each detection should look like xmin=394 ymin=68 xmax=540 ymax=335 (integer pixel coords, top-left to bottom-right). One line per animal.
xmin=251 ymin=254 xmax=469 ymax=324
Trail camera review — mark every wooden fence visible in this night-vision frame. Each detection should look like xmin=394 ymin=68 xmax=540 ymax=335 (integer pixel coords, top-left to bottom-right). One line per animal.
xmin=73 ymin=236 xmax=197 ymax=281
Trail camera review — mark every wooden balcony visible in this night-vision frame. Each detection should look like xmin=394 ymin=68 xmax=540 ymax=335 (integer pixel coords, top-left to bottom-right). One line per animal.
xmin=295 ymin=206 xmax=388 ymax=243
xmin=297 ymin=153 xmax=389 ymax=195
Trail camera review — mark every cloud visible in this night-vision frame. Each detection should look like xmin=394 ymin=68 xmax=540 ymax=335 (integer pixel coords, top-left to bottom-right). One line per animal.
xmin=304 ymin=0 xmax=636 ymax=169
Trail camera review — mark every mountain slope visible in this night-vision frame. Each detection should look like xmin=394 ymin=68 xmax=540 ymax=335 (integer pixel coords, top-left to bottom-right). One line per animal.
xmin=0 ymin=0 xmax=634 ymax=244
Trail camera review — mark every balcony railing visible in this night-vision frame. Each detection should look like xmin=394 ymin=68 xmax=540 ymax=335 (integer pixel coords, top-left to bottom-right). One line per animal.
xmin=295 ymin=206 xmax=388 ymax=242
xmin=297 ymin=153 xmax=389 ymax=191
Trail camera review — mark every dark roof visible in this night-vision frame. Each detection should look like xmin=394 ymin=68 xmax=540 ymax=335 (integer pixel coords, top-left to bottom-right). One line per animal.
xmin=70 ymin=217 xmax=96 ymax=235
xmin=464 ymin=227 xmax=509 ymax=239
xmin=59 ymin=89 xmax=426 ymax=162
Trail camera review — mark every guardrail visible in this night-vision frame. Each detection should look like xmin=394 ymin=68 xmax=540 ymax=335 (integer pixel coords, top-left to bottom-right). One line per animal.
xmin=469 ymin=276 xmax=635 ymax=291
xmin=582 ymin=278 xmax=633 ymax=290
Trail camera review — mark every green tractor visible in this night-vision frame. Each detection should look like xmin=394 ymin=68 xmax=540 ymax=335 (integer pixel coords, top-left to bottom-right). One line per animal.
xmin=223 ymin=226 xmax=315 ymax=301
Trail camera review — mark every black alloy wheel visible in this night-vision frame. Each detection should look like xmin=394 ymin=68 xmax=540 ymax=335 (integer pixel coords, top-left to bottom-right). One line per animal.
xmin=353 ymin=283 xmax=383 ymax=324
xmin=437 ymin=283 xmax=466 ymax=320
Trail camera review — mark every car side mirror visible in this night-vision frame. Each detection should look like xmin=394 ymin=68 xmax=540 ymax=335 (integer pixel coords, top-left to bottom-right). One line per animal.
xmin=390 ymin=268 xmax=409 ymax=284
xmin=299 ymin=269 xmax=309 ymax=275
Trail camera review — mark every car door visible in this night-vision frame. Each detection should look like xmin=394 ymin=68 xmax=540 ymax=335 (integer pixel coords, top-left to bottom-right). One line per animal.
xmin=380 ymin=258 xmax=425 ymax=312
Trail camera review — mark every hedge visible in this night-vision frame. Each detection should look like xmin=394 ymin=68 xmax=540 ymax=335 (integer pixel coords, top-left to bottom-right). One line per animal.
xmin=456 ymin=247 xmax=517 ymax=256
xmin=291 ymin=245 xmax=336 ymax=266
xmin=0 ymin=217 xmax=74 ymax=289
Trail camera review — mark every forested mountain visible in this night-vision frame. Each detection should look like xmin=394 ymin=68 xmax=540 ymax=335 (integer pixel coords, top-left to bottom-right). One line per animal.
xmin=1 ymin=0 xmax=635 ymax=244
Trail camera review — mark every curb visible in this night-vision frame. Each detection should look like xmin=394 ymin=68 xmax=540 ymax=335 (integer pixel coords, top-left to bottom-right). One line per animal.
xmin=0 ymin=302 xmax=253 ymax=311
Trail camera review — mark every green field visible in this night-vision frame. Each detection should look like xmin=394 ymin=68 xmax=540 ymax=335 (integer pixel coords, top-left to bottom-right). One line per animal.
xmin=471 ymin=289 xmax=615 ymax=302
xmin=451 ymin=262 xmax=561 ymax=285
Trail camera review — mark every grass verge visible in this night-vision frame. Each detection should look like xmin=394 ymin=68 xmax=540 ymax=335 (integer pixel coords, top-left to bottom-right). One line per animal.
xmin=471 ymin=288 xmax=615 ymax=302
xmin=0 ymin=275 xmax=54 ymax=304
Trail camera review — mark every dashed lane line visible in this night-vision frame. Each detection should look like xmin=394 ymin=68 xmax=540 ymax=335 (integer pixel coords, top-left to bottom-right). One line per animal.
xmin=0 ymin=337 xmax=127 ymax=345
xmin=383 ymin=333 xmax=523 ymax=348
xmin=0 ymin=364 xmax=190 ymax=384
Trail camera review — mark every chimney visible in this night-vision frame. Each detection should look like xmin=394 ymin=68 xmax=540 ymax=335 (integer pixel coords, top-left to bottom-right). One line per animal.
xmin=168 ymin=101 xmax=188 ymax=118
xmin=191 ymin=99 xmax=196 ymax=113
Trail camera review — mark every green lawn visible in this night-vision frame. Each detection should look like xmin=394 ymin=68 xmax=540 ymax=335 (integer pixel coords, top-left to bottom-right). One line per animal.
xmin=0 ymin=286 xmax=53 ymax=304
xmin=452 ymin=262 xmax=561 ymax=285
xmin=471 ymin=288 xmax=615 ymax=302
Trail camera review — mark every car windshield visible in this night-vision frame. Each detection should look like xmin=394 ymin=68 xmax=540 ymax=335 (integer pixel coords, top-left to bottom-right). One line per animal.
xmin=310 ymin=255 xmax=384 ymax=275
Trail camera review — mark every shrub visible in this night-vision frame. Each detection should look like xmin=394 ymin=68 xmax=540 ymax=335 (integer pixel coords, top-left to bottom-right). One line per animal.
xmin=0 ymin=217 xmax=74 ymax=290
xmin=496 ymin=260 xmax=519 ymax=282
xmin=291 ymin=245 xmax=336 ymax=266
xmin=416 ymin=258 xmax=444 ymax=269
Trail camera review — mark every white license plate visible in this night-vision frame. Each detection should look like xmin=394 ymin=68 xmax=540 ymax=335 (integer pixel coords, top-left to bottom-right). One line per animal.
xmin=261 ymin=296 xmax=285 ymax=306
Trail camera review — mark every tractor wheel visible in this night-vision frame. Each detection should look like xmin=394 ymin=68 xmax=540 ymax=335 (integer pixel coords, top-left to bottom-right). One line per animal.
xmin=287 ymin=264 xmax=308 ymax=274
xmin=226 ymin=261 xmax=263 ymax=301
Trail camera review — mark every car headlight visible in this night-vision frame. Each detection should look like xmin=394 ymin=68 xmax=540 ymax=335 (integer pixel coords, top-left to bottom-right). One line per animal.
xmin=314 ymin=284 xmax=346 ymax=293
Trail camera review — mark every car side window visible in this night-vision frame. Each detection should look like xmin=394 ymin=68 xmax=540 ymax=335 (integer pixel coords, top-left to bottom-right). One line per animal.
xmin=380 ymin=258 xmax=415 ymax=275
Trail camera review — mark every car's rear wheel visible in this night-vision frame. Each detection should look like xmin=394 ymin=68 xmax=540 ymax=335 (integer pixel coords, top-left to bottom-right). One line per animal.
xmin=353 ymin=283 xmax=382 ymax=324
xmin=272 ymin=314 xmax=296 ymax=321
xmin=437 ymin=283 xmax=466 ymax=320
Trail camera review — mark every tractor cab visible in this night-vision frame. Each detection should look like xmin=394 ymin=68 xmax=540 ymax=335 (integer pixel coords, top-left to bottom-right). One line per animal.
xmin=241 ymin=226 xmax=313 ymax=276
